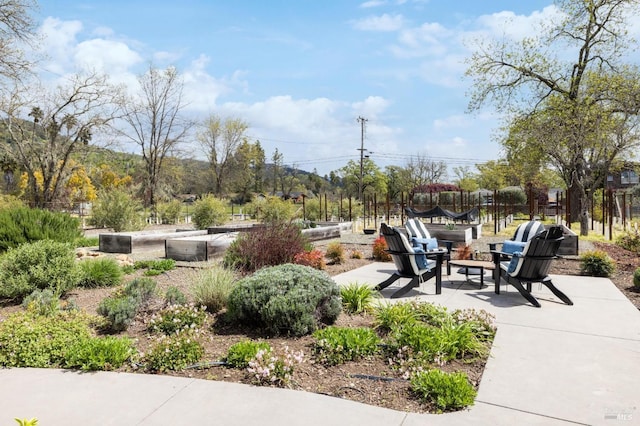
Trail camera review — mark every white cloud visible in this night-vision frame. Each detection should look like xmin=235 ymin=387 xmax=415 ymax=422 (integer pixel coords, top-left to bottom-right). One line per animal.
xmin=352 ymin=13 xmax=405 ymax=32
xmin=474 ymin=5 xmax=561 ymax=40
xmin=74 ymin=39 xmax=142 ymax=75
xmin=360 ymin=0 xmax=387 ymax=8
xmin=182 ymin=54 xmax=245 ymax=113
xmin=351 ymin=96 xmax=391 ymax=119
xmin=390 ymin=22 xmax=450 ymax=58
xmin=38 ymin=17 xmax=83 ymax=75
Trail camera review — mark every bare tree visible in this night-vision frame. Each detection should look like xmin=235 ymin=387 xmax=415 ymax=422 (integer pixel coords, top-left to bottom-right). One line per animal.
xmin=0 ymin=0 xmax=38 ymax=85
xmin=197 ymin=115 xmax=249 ymax=196
xmin=406 ymin=154 xmax=447 ymax=190
xmin=0 ymin=72 xmax=119 ymax=208
xmin=119 ymin=65 xmax=193 ymax=206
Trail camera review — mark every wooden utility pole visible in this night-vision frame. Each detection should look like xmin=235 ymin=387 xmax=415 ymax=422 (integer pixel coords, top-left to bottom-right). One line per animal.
xmin=357 ymin=116 xmax=368 ymax=201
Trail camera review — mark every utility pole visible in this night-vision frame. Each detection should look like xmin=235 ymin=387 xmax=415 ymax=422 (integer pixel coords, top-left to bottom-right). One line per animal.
xmin=357 ymin=116 xmax=368 ymax=201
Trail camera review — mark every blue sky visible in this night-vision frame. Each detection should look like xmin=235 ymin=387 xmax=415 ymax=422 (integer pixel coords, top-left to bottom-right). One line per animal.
xmin=34 ymin=0 xmax=560 ymax=177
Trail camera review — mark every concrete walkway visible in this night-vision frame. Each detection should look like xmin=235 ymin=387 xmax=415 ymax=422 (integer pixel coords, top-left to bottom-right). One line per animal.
xmin=1 ymin=265 xmax=639 ymax=425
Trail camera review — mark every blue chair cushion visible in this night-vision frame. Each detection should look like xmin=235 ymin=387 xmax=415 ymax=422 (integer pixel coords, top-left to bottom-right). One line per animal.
xmin=412 ymin=247 xmax=431 ymax=271
xmin=411 ymin=237 xmax=439 ymax=251
xmin=503 ymin=241 xmax=526 ymax=254
xmin=507 ymin=252 xmax=522 ymax=274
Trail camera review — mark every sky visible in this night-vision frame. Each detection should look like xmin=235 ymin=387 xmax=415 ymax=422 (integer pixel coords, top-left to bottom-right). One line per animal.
xmin=33 ymin=0 xmax=563 ymax=178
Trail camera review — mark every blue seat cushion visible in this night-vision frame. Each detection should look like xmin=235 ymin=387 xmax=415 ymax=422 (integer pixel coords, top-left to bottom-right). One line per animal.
xmin=503 ymin=241 xmax=526 ymax=254
xmin=506 ymin=252 xmax=522 ymax=274
xmin=411 ymin=237 xmax=438 ymax=251
xmin=412 ymin=247 xmax=431 ymax=270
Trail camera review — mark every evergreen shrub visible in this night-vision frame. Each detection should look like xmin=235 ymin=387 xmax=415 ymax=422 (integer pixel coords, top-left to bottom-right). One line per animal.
xmin=191 ymin=195 xmax=228 ymax=230
xmin=0 ymin=207 xmax=82 ymax=252
xmin=0 ymin=240 xmax=80 ymax=301
xmin=89 ymin=189 xmax=144 ymax=232
xmin=227 ymin=264 xmax=341 ymax=336
xmin=579 ymin=250 xmax=615 ymax=277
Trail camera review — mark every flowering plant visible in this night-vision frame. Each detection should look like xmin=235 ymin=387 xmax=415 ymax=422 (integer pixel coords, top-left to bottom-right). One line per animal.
xmin=247 ymin=346 xmax=304 ymax=387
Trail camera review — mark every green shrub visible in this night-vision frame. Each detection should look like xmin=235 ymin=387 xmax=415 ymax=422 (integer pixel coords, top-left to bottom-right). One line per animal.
xmin=191 ymin=195 xmax=228 ymax=230
xmin=0 ymin=207 xmax=82 ymax=252
xmin=77 ymin=258 xmax=124 ymax=288
xmin=410 ymin=369 xmax=477 ymax=412
xmin=374 ymin=301 xmax=419 ymax=331
xmin=496 ymin=188 xmax=526 ymax=205
xmin=312 ymin=326 xmax=380 ymax=365
xmin=634 ymin=268 xmax=640 ymax=289
xmin=89 ymin=189 xmax=144 ymax=232
xmin=21 ymin=289 xmax=60 ymax=316
xmin=387 ymin=321 xmax=487 ymax=364
xmin=225 ymin=340 xmax=272 ymax=368
xmin=74 ymin=236 xmax=99 ymax=248
xmin=123 ymin=277 xmax=157 ymax=305
xmin=340 ymin=283 xmax=378 ymax=314
xmin=325 ymin=242 xmax=345 ymax=264
xmin=97 ymin=295 xmax=139 ymax=332
xmin=191 ymin=266 xmax=237 ymax=313
xmin=144 ymin=332 xmax=204 ymax=372
xmin=165 ymin=286 xmax=187 ymax=305
xmin=580 ymin=250 xmax=615 ymax=277
xmin=157 ymin=200 xmax=183 ymax=224
xmin=616 ymin=230 xmax=640 ymax=254
xmin=0 ymin=310 xmax=93 ymax=367
xmin=252 ymin=196 xmax=297 ymax=223
xmin=222 ymin=222 xmax=308 ymax=272
xmin=134 ymin=259 xmax=176 ymax=272
xmin=148 ymin=304 xmax=206 ymax=335
xmin=0 ymin=240 xmax=80 ymax=301
xmin=227 ymin=264 xmax=342 ymax=336
xmin=451 ymin=308 xmax=496 ymax=342
xmin=64 ymin=336 xmax=136 ymax=371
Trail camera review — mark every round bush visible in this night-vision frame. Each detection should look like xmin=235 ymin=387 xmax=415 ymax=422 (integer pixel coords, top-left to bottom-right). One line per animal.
xmin=191 ymin=195 xmax=228 ymax=230
xmin=633 ymin=267 xmax=640 ymax=289
xmin=89 ymin=189 xmax=144 ymax=232
xmin=579 ymin=250 xmax=615 ymax=277
xmin=0 ymin=240 xmax=80 ymax=301
xmin=227 ymin=264 xmax=342 ymax=336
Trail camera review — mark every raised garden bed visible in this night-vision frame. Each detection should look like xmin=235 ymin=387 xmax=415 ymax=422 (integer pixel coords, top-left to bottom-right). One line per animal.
xmin=99 ymin=229 xmax=208 ymax=254
xmin=165 ymin=233 xmax=237 ymax=261
xmin=546 ymin=224 xmax=578 ymax=256
xmin=425 ymin=224 xmax=473 ymax=245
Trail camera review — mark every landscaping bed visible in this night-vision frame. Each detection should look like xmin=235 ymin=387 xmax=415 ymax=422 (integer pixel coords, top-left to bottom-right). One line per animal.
xmin=1 ymin=226 xmax=638 ymax=416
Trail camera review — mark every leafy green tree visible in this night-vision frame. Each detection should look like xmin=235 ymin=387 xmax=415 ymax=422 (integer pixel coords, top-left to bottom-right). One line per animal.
xmin=339 ymin=158 xmax=387 ymax=199
xmin=385 ymin=165 xmax=412 ymax=202
xmin=475 ymin=160 xmax=508 ymax=191
xmin=465 ymin=0 xmax=640 ymax=235
xmin=453 ymin=166 xmax=479 ymax=193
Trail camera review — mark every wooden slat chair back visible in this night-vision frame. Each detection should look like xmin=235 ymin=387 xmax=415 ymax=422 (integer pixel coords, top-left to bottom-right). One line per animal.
xmin=493 ymin=225 xmax=572 ymax=307
xmin=376 ymin=223 xmax=443 ymax=298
